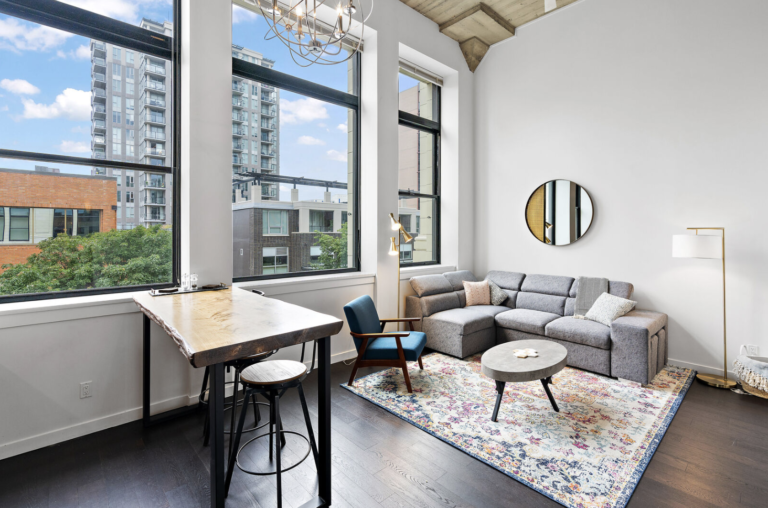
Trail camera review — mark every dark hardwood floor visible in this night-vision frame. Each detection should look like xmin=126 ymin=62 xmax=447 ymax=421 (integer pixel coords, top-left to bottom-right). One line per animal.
xmin=2 ymin=361 xmax=767 ymax=508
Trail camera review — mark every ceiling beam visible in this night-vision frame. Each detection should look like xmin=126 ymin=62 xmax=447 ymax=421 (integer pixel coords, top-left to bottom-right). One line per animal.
xmin=438 ymin=3 xmax=515 ymax=72
xmin=459 ymin=37 xmax=490 ymax=73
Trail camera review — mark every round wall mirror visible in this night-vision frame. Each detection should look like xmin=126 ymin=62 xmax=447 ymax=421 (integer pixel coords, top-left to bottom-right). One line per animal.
xmin=525 ymin=180 xmax=594 ymax=246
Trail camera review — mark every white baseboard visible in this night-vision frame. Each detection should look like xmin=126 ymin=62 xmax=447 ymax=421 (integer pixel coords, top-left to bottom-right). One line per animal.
xmin=0 ymin=348 xmax=358 ymax=461
xmin=668 ymin=357 xmax=736 ymax=378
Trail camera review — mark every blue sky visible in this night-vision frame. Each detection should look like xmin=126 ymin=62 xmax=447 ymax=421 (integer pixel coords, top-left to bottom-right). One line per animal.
xmin=0 ymin=1 xmax=355 ymax=202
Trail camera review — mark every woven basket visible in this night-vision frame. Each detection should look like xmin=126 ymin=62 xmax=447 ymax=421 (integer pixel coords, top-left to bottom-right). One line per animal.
xmin=742 ymin=381 xmax=768 ymax=399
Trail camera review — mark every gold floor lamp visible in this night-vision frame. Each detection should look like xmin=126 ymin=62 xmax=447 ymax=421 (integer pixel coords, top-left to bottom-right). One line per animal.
xmin=389 ymin=213 xmax=413 ymax=319
xmin=672 ymin=227 xmax=736 ymax=389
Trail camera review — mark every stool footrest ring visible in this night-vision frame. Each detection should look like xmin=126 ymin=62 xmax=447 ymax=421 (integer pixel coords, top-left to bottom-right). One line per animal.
xmin=236 ymin=430 xmax=312 ymax=476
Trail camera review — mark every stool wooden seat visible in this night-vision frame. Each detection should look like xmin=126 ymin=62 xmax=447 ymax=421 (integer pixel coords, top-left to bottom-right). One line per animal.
xmin=241 ymin=360 xmax=308 ymax=386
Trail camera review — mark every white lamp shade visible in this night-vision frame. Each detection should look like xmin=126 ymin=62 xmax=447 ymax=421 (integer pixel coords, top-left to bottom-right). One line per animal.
xmin=672 ymin=234 xmax=722 ymax=259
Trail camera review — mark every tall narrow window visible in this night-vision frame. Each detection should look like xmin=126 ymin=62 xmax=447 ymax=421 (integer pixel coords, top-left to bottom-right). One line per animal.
xmin=398 ymin=69 xmax=441 ymax=265
xmin=53 ymin=209 xmax=74 ymax=237
xmin=0 ymin=208 xmax=4 ymax=241
xmin=9 ymin=208 xmax=30 ymax=241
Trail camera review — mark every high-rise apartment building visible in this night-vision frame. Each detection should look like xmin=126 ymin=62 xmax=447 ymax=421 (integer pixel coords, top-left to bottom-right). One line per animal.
xmin=231 ymin=45 xmax=281 ymax=203
xmin=90 ymin=18 xmax=173 ymax=230
xmin=91 ymin=22 xmax=281 ymax=229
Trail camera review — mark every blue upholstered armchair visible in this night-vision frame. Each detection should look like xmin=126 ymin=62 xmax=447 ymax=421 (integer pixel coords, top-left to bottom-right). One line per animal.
xmin=343 ymin=295 xmax=427 ymax=393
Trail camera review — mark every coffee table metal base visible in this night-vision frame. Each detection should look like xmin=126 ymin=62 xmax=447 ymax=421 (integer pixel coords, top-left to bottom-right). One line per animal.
xmin=491 ymin=376 xmax=559 ymax=422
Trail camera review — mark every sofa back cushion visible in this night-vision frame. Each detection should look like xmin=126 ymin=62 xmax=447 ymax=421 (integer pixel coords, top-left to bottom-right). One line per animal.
xmin=410 ymin=274 xmax=453 ymax=297
xmin=516 ymin=292 xmax=567 ymax=315
xmin=569 ymin=279 xmax=634 ymax=299
xmin=485 ymin=271 xmax=526 ymax=291
xmin=502 ymin=290 xmax=519 ymax=309
xmin=443 ymin=270 xmax=477 ymax=291
xmin=420 ymin=292 xmax=461 ymax=317
xmin=520 ymin=274 xmax=575 ymax=297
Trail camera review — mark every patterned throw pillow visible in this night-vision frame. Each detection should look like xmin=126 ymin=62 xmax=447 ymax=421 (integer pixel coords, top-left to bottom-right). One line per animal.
xmin=488 ymin=280 xmax=508 ymax=306
xmin=463 ymin=280 xmax=490 ymax=307
xmin=584 ymin=293 xmax=637 ymax=326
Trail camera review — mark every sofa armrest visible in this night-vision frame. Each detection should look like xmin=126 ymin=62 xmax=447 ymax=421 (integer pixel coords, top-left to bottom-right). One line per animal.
xmin=610 ymin=310 xmax=668 ymax=385
xmin=405 ymin=296 xmax=423 ymax=331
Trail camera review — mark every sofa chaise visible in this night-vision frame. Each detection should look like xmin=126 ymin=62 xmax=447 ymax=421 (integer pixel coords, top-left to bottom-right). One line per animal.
xmin=405 ymin=270 xmax=668 ymax=385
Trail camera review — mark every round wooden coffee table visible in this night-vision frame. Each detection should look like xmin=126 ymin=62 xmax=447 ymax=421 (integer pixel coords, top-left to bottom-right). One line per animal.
xmin=481 ymin=339 xmax=568 ymax=421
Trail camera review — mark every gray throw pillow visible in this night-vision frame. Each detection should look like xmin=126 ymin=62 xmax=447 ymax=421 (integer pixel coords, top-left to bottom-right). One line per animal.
xmin=584 ymin=293 xmax=636 ymax=326
xmin=488 ymin=280 xmax=508 ymax=306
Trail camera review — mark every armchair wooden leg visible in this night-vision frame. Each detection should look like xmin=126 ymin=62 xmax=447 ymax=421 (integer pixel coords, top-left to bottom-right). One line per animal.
xmin=348 ymin=338 xmax=369 ymax=387
xmin=401 ymin=361 xmax=413 ymax=393
xmin=418 ymin=355 xmax=424 ymax=370
xmin=347 ymin=358 xmax=361 ymax=387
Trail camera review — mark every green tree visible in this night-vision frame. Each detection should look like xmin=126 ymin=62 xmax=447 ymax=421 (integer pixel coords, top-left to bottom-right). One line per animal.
xmin=312 ymin=222 xmax=348 ymax=270
xmin=0 ymin=226 xmax=172 ymax=295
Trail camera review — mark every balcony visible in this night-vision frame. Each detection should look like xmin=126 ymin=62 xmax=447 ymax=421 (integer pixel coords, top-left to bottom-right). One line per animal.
xmin=92 ymin=57 xmax=106 ymax=71
xmin=92 ymin=103 xmax=106 ymax=119
xmin=232 ymin=127 xmax=248 ymax=137
xmin=232 ymin=98 xmax=247 ymax=108
xmin=232 ymin=82 xmax=246 ymax=94
xmin=92 ymin=119 xmax=106 ymax=132
xmin=143 ymin=195 xmax=166 ymax=205
xmin=141 ymin=96 xmax=166 ymax=109
xmin=261 ymin=123 xmax=276 ymax=130
xmin=261 ymin=108 xmax=276 ymax=117
xmin=261 ymin=151 xmax=276 ymax=158
xmin=143 ymin=208 xmax=166 ymax=222
xmin=141 ymin=78 xmax=165 ymax=92
xmin=91 ymin=41 xmax=106 ymax=58
xmin=141 ymin=129 xmax=166 ymax=141
xmin=93 ymin=152 xmax=106 ymax=160
xmin=232 ymin=113 xmax=247 ymax=123
xmin=232 ymin=156 xmax=244 ymax=165
xmin=262 ymin=84 xmax=275 ymax=91
xmin=92 ymin=88 xmax=107 ymax=103
xmin=92 ymin=135 xmax=106 ymax=145
xmin=261 ymin=135 xmax=276 ymax=144
xmin=143 ymin=177 xmax=166 ymax=188
xmin=140 ymin=59 xmax=166 ymax=76
xmin=261 ymin=94 xmax=276 ymax=103
xmin=140 ymin=112 xmax=165 ymax=125
xmin=141 ymin=146 xmax=166 ymax=157
xmin=232 ymin=141 xmax=246 ymax=152
xmin=92 ymin=72 xmax=105 ymax=84
xmin=261 ymin=185 xmax=277 ymax=198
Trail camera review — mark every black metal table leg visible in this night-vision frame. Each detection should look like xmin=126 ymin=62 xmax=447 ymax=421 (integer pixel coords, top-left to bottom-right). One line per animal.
xmin=317 ymin=336 xmax=332 ymax=505
xmin=143 ymin=314 xmax=151 ymax=427
xmin=491 ymin=380 xmax=505 ymax=422
xmin=541 ymin=377 xmax=559 ymax=412
xmin=209 ymin=363 xmax=225 ymax=508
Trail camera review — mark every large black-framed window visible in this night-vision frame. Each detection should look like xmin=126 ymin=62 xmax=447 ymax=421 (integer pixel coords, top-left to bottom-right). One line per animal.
xmin=0 ymin=0 xmax=181 ymax=303
xmin=231 ymin=53 xmax=361 ymax=282
xmin=398 ymin=72 xmax=441 ymax=266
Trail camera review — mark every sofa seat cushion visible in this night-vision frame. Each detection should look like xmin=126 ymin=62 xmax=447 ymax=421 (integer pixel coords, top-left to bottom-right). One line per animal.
xmin=466 ymin=305 xmax=510 ymax=318
xmin=495 ymin=309 xmax=560 ymax=335
xmin=363 ymin=332 xmax=427 ymax=361
xmin=424 ymin=308 xmax=495 ymax=336
xmin=545 ymin=317 xmax=611 ymax=350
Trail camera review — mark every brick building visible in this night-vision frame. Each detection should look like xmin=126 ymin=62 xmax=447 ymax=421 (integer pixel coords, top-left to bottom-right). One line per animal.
xmin=0 ymin=168 xmax=117 ymax=271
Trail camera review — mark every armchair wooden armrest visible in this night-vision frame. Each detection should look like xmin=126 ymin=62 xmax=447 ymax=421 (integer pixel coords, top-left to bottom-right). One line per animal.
xmin=350 ymin=331 xmax=410 ymax=339
xmin=379 ymin=317 xmax=421 ymax=323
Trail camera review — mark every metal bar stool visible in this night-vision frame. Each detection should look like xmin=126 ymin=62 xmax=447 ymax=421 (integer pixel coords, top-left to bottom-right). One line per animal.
xmin=224 ymin=359 xmax=319 ymax=507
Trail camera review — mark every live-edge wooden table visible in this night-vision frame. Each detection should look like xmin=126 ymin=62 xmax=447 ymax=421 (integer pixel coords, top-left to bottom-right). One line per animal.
xmin=134 ymin=288 xmax=343 ymax=508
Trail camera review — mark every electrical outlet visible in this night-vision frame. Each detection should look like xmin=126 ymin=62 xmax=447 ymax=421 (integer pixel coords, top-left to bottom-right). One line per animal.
xmin=747 ymin=345 xmax=759 ymax=356
xmin=80 ymin=381 xmax=92 ymax=399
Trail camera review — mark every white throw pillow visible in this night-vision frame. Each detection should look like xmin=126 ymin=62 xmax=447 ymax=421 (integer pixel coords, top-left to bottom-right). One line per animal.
xmin=584 ymin=293 xmax=637 ymax=326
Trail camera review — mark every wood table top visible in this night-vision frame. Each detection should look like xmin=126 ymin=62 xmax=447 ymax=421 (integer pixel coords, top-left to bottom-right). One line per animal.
xmin=134 ymin=288 xmax=344 ymax=368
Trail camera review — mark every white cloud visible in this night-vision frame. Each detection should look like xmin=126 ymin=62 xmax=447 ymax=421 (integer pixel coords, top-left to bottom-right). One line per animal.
xmin=0 ymin=18 xmax=72 ymax=52
xmin=280 ymin=97 xmax=328 ymax=124
xmin=0 ymin=105 xmax=8 ymax=112
xmin=337 ymin=123 xmax=348 ymax=132
xmin=233 ymin=5 xmax=258 ymax=24
xmin=22 ymin=88 xmax=91 ymax=120
xmin=327 ymin=149 xmax=348 ymax=162
xmin=58 ymin=140 xmax=90 ymax=153
xmin=0 ymin=79 xmax=40 ymax=95
xmin=298 ymin=135 xmax=325 ymax=146
xmin=56 ymin=44 xmax=91 ymax=60
xmin=71 ymin=125 xmax=90 ymax=133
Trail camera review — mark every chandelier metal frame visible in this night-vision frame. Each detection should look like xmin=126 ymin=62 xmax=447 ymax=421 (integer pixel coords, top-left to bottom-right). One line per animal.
xmin=244 ymin=0 xmax=371 ymax=67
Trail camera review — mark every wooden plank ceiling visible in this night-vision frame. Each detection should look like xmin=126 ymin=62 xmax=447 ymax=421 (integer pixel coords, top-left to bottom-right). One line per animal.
xmin=400 ymin=0 xmax=579 ymax=71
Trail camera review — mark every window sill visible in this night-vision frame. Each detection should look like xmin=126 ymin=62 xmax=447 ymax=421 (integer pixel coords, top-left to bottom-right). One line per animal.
xmin=234 ymin=271 xmax=375 ymax=297
xmin=0 ymin=291 xmax=144 ymax=330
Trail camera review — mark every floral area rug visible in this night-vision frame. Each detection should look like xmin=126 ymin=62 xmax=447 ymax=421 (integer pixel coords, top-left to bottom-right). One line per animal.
xmin=342 ymin=353 xmax=694 ymax=508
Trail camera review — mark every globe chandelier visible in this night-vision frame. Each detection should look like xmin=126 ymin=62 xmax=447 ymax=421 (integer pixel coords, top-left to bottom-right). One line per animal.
xmin=245 ymin=0 xmax=372 ymax=67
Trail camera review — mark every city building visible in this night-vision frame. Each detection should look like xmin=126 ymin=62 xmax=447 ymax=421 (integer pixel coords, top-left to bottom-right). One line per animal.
xmin=233 ymin=186 xmax=348 ymax=278
xmin=231 ymin=45 xmax=281 ymax=203
xmin=0 ymin=168 xmax=117 ymax=271
xmin=90 ymin=18 xmax=173 ymax=230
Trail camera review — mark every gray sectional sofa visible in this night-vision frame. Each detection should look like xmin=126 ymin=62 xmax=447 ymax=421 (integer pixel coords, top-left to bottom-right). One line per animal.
xmin=405 ymin=270 xmax=668 ymax=385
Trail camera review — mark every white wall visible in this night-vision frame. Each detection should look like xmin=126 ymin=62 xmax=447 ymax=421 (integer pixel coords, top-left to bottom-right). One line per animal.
xmin=474 ymin=0 xmax=768 ymax=375
xmin=0 ymin=0 xmax=472 ymax=459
